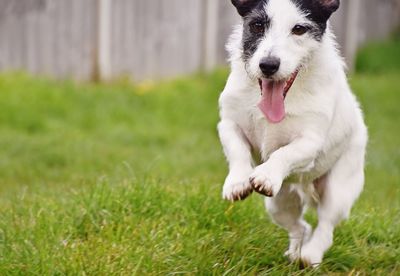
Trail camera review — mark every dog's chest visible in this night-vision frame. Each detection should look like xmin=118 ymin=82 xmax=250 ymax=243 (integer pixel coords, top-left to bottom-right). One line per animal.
xmin=236 ymin=102 xmax=300 ymax=160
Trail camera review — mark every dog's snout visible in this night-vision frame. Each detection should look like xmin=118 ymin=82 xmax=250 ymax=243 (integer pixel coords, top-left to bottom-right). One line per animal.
xmin=259 ymin=57 xmax=280 ymax=77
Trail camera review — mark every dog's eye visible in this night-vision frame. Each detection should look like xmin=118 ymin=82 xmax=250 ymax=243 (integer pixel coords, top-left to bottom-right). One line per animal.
xmin=249 ymin=22 xmax=265 ymax=34
xmin=292 ymin=24 xmax=308 ymax=36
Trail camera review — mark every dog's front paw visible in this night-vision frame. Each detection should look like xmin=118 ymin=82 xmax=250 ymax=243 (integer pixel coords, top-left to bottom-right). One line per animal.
xmin=222 ymin=169 xmax=253 ymax=202
xmin=249 ymin=164 xmax=283 ymax=197
xmin=299 ymin=244 xmax=323 ymax=268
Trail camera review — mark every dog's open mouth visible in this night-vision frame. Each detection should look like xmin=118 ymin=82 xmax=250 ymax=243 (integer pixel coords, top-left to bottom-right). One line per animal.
xmin=257 ymin=70 xmax=299 ymax=123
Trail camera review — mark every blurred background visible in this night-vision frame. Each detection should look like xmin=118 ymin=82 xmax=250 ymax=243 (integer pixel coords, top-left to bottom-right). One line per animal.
xmin=0 ymin=0 xmax=399 ymax=81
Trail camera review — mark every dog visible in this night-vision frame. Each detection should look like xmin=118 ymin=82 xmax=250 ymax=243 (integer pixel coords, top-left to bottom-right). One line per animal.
xmin=218 ymin=0 xmax=368 ymax=267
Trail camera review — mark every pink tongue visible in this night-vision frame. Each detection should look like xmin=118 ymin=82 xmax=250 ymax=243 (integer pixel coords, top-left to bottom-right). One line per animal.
xmin=258 ymin=79 xmax=286 ymax=123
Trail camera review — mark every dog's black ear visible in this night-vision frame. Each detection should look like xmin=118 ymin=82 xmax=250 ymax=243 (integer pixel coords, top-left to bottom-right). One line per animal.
xmin=302 ymin=0 xmax=340 ymax=23
xmin=231 ymin=0 xmax=261 ymax=17
xmin=318 ymin=0 xmax=340 ymax=14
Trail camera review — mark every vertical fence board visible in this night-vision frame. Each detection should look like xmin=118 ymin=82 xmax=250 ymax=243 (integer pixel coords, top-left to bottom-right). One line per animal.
xmin=110 ymin=0 xmax=203 ymax=80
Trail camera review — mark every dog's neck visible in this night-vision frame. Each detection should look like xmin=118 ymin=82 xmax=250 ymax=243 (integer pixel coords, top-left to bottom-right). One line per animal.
xmin=300 ymin=26 xmax=347 ymax=88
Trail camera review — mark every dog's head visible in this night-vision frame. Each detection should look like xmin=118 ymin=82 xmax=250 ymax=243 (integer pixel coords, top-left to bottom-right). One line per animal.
xmin=231 ymin=0 xmax=339 ymax=123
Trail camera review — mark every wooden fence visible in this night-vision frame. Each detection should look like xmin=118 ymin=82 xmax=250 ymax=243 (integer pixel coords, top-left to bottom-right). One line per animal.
xmin=0 ymin=0 xmax=399 ymax=81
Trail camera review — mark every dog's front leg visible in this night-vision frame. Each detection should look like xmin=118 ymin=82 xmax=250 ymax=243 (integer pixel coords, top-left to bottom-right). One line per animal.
xmin=218 ymin=120 xmax=254 ymax=201
xmin=250 ymin=133 xmax=323 ymax=197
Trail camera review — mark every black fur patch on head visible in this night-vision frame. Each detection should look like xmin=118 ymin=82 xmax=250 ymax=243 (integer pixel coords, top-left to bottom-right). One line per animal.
xmin=293 ymin=0 xmax=340 ymax=40
xmin=241 ymin=1 xmax=269 ymax=61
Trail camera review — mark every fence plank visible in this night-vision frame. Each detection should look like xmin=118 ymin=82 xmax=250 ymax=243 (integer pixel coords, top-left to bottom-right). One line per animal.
xmin=97 ymin=0 xmax=112 ymax=80
xmin=110 ymin=0 xmax=204 ymax=80
xmin=203 ymin=0 xmax=219 ymax=71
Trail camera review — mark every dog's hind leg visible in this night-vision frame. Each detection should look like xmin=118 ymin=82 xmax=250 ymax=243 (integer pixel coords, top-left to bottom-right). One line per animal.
xmin=300 ymin=145 xmax=365 ymax=267
xmin=265 ymin=184 xmax=312 ymax=262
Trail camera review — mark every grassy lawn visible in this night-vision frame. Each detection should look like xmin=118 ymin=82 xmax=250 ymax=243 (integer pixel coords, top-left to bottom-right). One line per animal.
xmin=0 ymin=39 xmax=399 ymax=275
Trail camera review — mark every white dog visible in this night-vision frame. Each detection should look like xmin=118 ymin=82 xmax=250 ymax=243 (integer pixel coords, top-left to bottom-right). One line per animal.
xmin=218 ymin=0 xmax=368 ymax=267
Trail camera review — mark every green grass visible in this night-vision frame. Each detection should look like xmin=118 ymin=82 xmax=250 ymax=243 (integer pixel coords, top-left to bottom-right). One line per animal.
xmin=356 ymin=34 xmax=400 ymax=74
xmin=0 ymin=41 xmax=400 ymax=274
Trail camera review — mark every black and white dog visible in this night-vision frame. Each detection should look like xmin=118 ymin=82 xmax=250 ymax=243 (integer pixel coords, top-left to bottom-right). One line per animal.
xmin=218 ymin=0 xmax=368 ymax=266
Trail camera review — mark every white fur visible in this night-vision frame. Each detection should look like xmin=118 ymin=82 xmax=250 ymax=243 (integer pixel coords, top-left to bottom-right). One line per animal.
xmin=218 ymin=0 xmax=367 ymax=267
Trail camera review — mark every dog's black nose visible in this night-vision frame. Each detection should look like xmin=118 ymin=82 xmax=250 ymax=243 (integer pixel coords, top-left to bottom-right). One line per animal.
xmin=259 ymin=57 xmax=280 ymax=77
